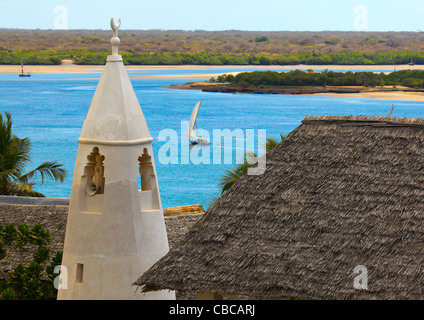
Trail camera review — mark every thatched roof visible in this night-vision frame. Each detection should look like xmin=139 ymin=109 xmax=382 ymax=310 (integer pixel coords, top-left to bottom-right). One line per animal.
xmin=134 ymin=115 xmax=424 ymax=300
xmin=0 ymin=200 xmax=204 ymax=277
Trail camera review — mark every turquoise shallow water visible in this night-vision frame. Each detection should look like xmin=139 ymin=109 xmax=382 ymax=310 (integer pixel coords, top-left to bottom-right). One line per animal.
xmin=1 ymin=67 xmax=423 ymax=209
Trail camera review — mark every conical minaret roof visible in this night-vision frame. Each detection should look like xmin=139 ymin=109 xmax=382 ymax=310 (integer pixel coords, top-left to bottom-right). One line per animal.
xmin=58 ymin=19 xmax=174 ymax=300
xmin=79 ymin=18 xmax=151 ymax=145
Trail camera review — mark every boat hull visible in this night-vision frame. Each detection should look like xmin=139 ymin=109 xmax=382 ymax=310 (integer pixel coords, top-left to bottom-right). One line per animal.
xmin=190 ymin=140 xmax=210 ymax=146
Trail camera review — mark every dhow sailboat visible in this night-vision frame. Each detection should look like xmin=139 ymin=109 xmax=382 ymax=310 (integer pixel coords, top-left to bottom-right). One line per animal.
xmin=189 ymin=100 xmax=210 ymax=146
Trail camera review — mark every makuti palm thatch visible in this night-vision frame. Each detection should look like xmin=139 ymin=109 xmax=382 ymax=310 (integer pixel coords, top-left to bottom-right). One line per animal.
xmin=134 ymin=115 xmax=424 ymax=300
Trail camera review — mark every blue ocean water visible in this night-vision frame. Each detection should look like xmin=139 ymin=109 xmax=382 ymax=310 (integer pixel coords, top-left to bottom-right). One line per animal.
xmin=0 ymin=67 xmax=423 ymax=209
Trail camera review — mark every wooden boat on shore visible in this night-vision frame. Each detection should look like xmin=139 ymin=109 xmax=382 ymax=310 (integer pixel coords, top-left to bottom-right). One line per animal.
xmin=19 ymin=61 xmax=31 ymax=77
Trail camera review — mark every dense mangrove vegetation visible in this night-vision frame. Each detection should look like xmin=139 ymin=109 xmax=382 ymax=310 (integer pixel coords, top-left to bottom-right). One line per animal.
xmin=2 ymin=49 xmax=424 ymax=66
xmin=215 ymin=69 xmax=424 ymax=88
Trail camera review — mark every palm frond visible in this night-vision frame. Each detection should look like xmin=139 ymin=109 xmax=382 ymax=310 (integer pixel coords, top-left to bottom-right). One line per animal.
xmin=218 ymin=151 xmax=257 ymax=195
xmin=218 ymin=169 xmax=242 ymax=195
xmin=0 ymin=112 xmax=13 ymax=156
xmin=14 ymin=183 xmax=45 ymax=197
xmin=0 ymin=112 xmax=67 ymax=197
xmin=217 ymin=133 xmax=286 ymax=196
xmin=265 ymin=134 xmax=286 ymax=153
xmin=4 ymin=136 xmax=31 ymax=174
xmin=265 ymin=137 xmax=280 ymax=153
xmin=18 ymin=161 xmax=67 ymax=185
xmin=0 ymin=168 xmax=18 ymax=184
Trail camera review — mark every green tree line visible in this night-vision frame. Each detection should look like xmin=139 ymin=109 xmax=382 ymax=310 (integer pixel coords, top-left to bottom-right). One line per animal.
xmin=218 ymin=69 xmax=424 ymax=88
xmin=2 ymin=49 xmax=424 ymax=66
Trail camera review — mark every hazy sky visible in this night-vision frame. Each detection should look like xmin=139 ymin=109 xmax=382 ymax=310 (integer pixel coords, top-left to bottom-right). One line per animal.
xmin=2 ymin=0 xmax=424 ymax=31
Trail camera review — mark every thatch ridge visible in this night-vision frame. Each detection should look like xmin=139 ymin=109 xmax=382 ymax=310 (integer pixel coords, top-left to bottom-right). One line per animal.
xmin=134 ymin=115 xmax=424 ymax=300
xmin=302 ymin=115 xmax=424 ymax=128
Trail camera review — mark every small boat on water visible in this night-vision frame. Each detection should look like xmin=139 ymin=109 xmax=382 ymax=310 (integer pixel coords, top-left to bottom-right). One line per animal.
xmin=19 ymin=61 xmax=31 ymax=77
xmin=189 ymin=100 xmax=210 ymax=146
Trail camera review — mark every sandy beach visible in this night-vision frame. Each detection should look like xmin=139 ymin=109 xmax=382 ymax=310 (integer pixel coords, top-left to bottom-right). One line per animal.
xmin=130 ymin=71 xmax=241 ymax=79
xmin=311 ymin=91 xmax=424 ymax=101
xmin=1 ymin=63 xmax=423 ymax=75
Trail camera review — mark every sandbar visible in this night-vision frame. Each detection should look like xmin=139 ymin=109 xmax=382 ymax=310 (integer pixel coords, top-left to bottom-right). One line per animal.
xmin=1 ymin=63 xmax=423 ymax=76
xmin=311 ymin=91 xmax=424 ymax=101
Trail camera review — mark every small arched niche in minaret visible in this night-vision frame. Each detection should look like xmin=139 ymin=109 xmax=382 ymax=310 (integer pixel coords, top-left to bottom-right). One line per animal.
xmin=79 ymin=147 xmax=105 ymax=214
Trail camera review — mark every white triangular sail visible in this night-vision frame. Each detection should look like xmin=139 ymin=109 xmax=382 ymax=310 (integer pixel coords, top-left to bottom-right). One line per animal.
xmin=189 ymin=100 xmax=201 ymax=140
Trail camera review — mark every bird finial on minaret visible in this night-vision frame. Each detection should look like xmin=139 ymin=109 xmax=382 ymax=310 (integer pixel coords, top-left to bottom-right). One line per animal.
xmin=110 ymin=18 xmax=121 ymax=55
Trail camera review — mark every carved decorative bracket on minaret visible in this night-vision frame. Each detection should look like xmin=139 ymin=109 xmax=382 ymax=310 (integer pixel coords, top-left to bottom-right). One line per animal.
xmin=139 ymin=148 xmax=154 ymax=191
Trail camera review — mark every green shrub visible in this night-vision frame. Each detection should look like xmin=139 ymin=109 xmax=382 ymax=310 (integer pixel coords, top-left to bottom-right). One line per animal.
xmin=255 ymin=36 xmax=269 ymax=43
xmin=0 ymin=224 xmax=62 ymax=300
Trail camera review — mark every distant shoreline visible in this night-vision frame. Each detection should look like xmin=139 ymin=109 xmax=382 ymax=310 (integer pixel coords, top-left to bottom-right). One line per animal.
xmin=167 ymin=81 xmax=424 ymax=102
xmin=0 ymin=63 xmax=424 ymax=75
xmin=3 ymin=63 xmax=424 ymax=101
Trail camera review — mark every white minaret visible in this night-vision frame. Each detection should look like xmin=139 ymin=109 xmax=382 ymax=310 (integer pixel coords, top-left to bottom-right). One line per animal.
xmin=57 ymin=19 xmax=175 ymax=300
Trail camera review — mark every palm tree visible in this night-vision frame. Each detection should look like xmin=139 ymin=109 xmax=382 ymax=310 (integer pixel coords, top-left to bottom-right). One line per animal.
xmin=217 ymin=133 xmax=285 ymax=196
xmin=0 ymin=112 xmax=67 ymax=197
